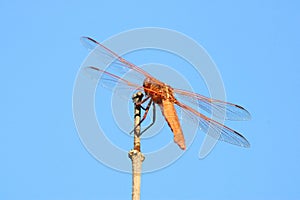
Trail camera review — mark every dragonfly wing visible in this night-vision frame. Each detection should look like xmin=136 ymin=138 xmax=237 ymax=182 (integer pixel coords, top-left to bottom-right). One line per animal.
xmin=176 ymin=100 xmax=250 ymax=148
xmin=84 ymin=66 xmax=166 ymax=99
xmin=84 ymin=66 xmax=144 ymax=93
xmin=81 ymin=37 xmax=156 ymax=80
xmin=174 ymin=88 xmax=251 ymax=121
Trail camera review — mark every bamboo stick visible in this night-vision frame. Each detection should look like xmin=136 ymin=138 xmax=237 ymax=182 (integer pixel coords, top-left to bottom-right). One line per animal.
xmin=128 ymin=92 xmax=145 ymax=200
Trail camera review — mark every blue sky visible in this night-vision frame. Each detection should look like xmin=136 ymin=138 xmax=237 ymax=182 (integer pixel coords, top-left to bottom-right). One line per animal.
xmin=1 ymin=0 xmax=300 ymax=199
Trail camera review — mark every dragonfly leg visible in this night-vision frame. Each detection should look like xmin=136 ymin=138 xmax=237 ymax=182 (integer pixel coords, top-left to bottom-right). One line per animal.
xmin=140 ymin=102 xmax=156 ymax=136
xmin=135 ymin=96 xmax=150 ymax=110
xmin=130 ymin=99 xmax=153 ymax=135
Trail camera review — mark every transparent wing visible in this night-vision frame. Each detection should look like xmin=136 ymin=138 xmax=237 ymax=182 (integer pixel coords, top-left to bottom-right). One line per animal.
xmin=81 ymin=36 xmax=157 ymax=80
xmin=81 ymin=37 xmax=251 ymax=121
xmin=176 ymin=100 xmax=250 ymax=148
xmin=84 ymin=66 xmax=144 ymax=92
xmin=84 ymin=66 xmax=166 ymax=98
xmin=174 ymin=88 xmax=251 ymax=121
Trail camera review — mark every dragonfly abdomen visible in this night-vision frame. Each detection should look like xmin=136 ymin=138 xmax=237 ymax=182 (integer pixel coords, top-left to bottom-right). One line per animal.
xmin=160 ymin=100 xmax=186 ymax=150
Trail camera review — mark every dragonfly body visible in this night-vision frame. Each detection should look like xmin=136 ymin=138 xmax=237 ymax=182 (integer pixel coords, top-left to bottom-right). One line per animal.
xmin=143 ymin=77 xmax=186 ymax=150
xmin=81 ymin=36 xmax=251 ymax=150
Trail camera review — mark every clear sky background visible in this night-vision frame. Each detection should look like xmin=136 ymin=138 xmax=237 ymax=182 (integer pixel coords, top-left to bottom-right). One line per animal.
xmin=1 ymin=1 xmax=300 ymax=200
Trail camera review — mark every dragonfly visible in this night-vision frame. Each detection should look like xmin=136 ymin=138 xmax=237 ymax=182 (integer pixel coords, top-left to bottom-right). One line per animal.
xmin=81 ymin=36 xmax=251 ymax=150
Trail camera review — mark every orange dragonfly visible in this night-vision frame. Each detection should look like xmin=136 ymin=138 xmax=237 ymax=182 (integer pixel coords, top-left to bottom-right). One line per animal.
xmin=81 ymin=37 xmax=251 ymax=150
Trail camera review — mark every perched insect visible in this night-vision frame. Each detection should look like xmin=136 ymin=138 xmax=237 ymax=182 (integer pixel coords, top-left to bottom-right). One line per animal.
xmin=81 ymin=37 xmax=251 ymax=150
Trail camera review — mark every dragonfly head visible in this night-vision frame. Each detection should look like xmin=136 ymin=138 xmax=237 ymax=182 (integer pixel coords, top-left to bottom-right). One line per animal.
xmin=143 ymin=77 xmax=154 ymax=95
xmin=143 ymin=77 xmax=152 ymax=88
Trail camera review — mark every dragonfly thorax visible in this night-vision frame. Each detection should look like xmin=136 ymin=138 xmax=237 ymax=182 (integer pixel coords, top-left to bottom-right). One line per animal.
xmin=143 ymin=77 xmax=176 ymax=104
